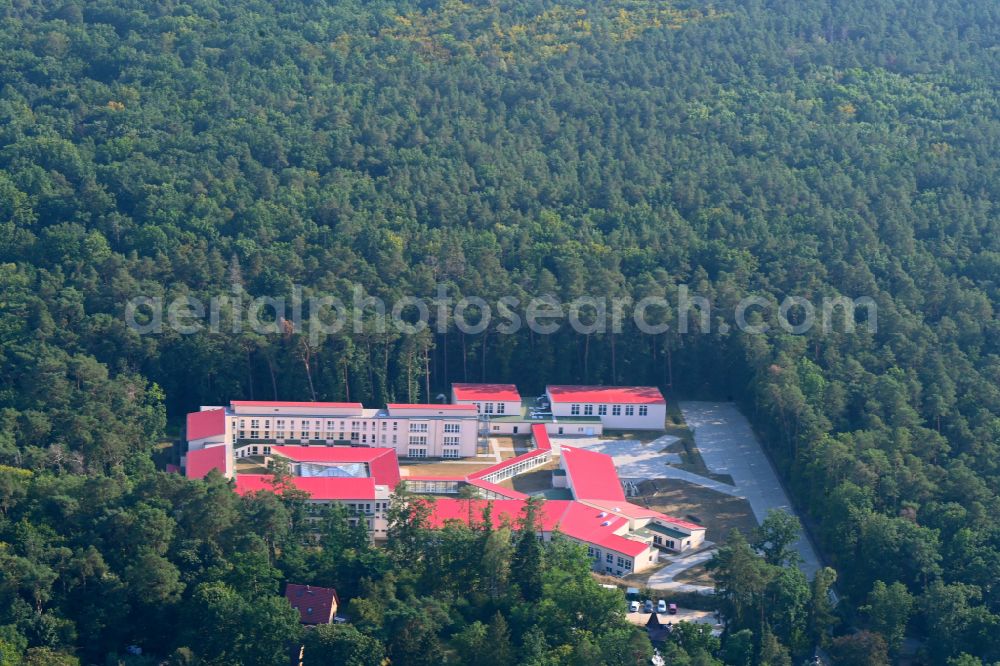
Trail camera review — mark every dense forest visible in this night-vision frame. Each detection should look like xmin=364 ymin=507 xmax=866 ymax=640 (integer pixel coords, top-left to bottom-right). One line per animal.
xmin=0 ymin=0 xmax=999 ymax=663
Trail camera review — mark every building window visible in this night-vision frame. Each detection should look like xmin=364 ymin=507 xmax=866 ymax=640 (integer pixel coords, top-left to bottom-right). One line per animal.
xmin=598 ymin=404 xmax=607 ymax=416
xmin=606 ymin=553 xmax=614 ymax=563
xmin=625 ymin=405 xmax=635 ymax=416
xmin=484 ymin=403 xmax=494 ymax=414
xmin=497 ymin=403 xmax=506 ymax=414
xmin=409 ymin=435 xmax=428 ymax=447
xmin=639 ymin=405 xmax=648 ymax=416
xmin=444 ymin=436 xmax=460 ymax=446
xmin=381 ymin=421 xmax=387 ymax=431
xmin=443 ymin=449 xmax=459 ymax=459
xmin=571 ymin=404 xmax=581 ymax=415
xmin=444 ymin=423 xmax=460 ymax=433
xmin=409 ymin=423 xmax=428 ymax=433
xmin=583 ymin=404 xmax=593 ymax=416
xmin=612 ymin=405 xmax=621 ymax=416
xmin=250 ymin=431 xmax=259 ymax=439
xmin=251 ymin=419 xmax=259 ymax=429
xmin=408 ymin=448 xmax=427 ymax=458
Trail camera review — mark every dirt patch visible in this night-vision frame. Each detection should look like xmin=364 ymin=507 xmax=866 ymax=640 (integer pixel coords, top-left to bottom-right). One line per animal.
xmin=400 ymin=460 xmax=499 ymax=476
xmin=599 ymin=430 xmax=669 ymax=444
xmin=235 ymin=456 xmax=270 ymax=475
xmin=500 ymin=460 xmax=560 ymax=493
xmin=674 ymin=563 xmax=715 ymax=586
xmin=632 ymin=478 xmax=758 ymax=544
xmin=491 ymin=435 xmax=532 ymax=460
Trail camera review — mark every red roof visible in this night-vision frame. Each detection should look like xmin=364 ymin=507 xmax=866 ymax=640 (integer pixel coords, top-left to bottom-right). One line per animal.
xmin=234 ymin=474 xmax=377 ymax=500
xmin=186 ymin=408 xmax=227 ymax=441
xmin=546 ymin=385 xmax=666 ymax=405
xmin=560 ymin=446 xmax=627 ymax=502
xmin=427 ymin=499 xmax=569 ymax=530
xmin=186 ymin=445 xmax=228 ymax=479
xmin=531 ymin=423 xmax=551 ymax=450
xmin=555 ymin=502 xmax=650 ymax=557
xmin=582 ymin=499 xmax=705 ymax=532
xmin=428 ymin=499 xmax=650 ymax=558
xmin=452 ymin=383 xmax=521 ymax=402
xmin=285 ymin=584 xmax=338 ymax=625
xmin=269 ymin=446 xmax=401 ymax=486
xmin=231 ymin=400 xmax=363 ymax=409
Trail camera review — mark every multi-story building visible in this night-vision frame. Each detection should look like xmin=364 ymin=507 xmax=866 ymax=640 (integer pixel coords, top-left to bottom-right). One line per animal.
xmin=183 ymin=400 xmax=481 ymax=477
xmin=546 ymin=385 xmax=667 ymax=430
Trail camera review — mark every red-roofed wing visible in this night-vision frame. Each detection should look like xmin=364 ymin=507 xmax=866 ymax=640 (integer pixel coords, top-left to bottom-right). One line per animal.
xmin=560 ymin=446 xmax=627 ymax=502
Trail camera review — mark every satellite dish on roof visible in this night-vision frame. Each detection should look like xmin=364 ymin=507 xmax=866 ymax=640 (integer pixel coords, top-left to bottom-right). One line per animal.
xmin=436 ymin=393 xmax=447 ymax=403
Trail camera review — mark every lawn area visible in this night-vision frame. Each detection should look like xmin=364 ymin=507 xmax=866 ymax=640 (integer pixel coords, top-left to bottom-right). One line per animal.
xmin=632 ymin=478 xmax=758 ymax=544
xmin=492 ymin=435 xmax=532 ymax=460
xmin=235 ymin=455 xmax=270 ymax=474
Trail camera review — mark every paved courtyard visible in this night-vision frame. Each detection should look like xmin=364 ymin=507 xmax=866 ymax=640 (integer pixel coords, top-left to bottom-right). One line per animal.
xmin=568 ymin=403 xmax=823 ymax=588
xmin=679 ymin=401 xmax=822 ymax=579
xmin=568 ymin=434 xmax=682 ymax=478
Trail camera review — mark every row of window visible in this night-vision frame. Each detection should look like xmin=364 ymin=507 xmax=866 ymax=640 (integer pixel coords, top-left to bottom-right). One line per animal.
xmin=404 ymin=447 xmax=459 ymax=458
xmin=568 ymin=404 xmax=649 ymax=417
xmin=239 ymin=418 xmax=464 ymax=432
xmin=473 ymin=402 xmax=507 ymax=414
xmin=586 ymin=546 xmax=633 ymax=573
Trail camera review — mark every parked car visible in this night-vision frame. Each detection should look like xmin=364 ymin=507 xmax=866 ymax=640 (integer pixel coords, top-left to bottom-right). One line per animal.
xmin=643 ymin=599 xmax=654 ymax=613
xmin=657 ymin=599 xmax=667 ymax=613
xmin=629 ymin=600 xmax=640 ymax=613
xmin=668 ymin=603 xmax=678 ymax=615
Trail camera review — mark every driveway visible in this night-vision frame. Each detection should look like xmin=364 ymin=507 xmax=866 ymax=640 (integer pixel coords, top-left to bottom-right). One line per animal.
xmin=645 ymin=548 xmax=717 ymax=593
xmin=679 ymin=402 xmax=822 ymax=579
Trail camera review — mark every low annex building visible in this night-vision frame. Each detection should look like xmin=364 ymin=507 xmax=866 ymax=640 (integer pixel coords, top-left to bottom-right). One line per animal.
xmin=449 ymin=383 xmax=667 ymax=434
xmin=546 ymin=385 xmax=667 ymax=430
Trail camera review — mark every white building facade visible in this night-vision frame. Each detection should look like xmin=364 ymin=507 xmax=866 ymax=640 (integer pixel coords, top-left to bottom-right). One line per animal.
xmin=546 ymin=386 xmax=667 ymax=430
xmin=186 ymin=401 xmax=481 ymax=468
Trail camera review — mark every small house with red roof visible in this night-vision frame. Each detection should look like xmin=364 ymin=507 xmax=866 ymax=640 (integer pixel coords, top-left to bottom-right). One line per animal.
xmin=285 ymin=584 xmax=339 ymax=625
xmin=546 ymin=385 xmax=666 ymax=430
xmin=451 ymin=383 xmax=522 ymax=418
